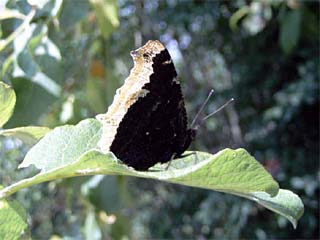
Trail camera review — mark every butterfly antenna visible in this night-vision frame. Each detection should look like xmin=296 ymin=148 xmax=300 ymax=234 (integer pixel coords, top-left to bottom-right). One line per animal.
xmin=190 ymin=89 xmax=214 ymax=128
xmin=202 ymin=98 xmax=234 ymax=122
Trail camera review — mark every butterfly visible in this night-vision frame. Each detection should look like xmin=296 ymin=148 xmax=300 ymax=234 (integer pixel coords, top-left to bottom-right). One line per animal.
xmin=96 ymin=40 xmax=195 ymax=170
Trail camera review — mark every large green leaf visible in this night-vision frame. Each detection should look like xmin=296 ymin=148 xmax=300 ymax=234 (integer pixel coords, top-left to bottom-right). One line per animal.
xmin=0 ymin=82 xmax=16 ymax=127
xmin=0 ymin=118 xmax=304 ymax=227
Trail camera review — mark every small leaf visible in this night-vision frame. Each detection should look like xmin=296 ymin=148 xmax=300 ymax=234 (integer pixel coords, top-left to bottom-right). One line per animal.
xmin=1 ymin=54 xmax=14 ymax=78
xmin=6 ymin=77 xmax=56 ymax=127
xmin=35 ymin=36 xmax=61 ymax=60
xmin=0 ymin=126 xmax=50 ymax=144
xmin=12 ymin=23 xmax=62 ymax=96
xmin=27 ymin=0 xmax=50 ymax=8
xmin=89 ymin=0 xmax=120 ymax=39
xmin=16 ymin=48 xmax=61 ymax=96
xmin=0 ymin=82 xmax=16 ymax=127
xmin=280 ymin=9 xmax=302 ymax=54
xmin=84 ymin=211 xmax=102 ymax=240
xmin=0 ymin=8 xmax=25 ymax=20
xmin=0 ymin=7 xmax=36 ymax=53
xmin=18 ymin=119 xmax=101 ymax=171
xmin=59 ymin=0 xmax=90 ymax=30
xmin=229 ymin=6 xmax=250 ymax=31
xmin=86 ymin=76 xmax=106 ymax=113
xmin=0 ymin=198 xmax=28 ymax=240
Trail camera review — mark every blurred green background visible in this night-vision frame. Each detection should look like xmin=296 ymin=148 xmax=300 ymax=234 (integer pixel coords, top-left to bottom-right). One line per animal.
xmin=0 ymin=0 xmax=318 ymax=239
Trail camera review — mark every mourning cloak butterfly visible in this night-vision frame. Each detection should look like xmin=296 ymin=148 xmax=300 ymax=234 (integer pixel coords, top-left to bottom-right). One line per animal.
xmin=96 ymin=40 xmax=195 ymax=170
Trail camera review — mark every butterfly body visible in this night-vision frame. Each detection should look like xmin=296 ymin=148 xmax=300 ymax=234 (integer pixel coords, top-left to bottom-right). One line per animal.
xmin=97 ymin=40 xmax=194 ymax=170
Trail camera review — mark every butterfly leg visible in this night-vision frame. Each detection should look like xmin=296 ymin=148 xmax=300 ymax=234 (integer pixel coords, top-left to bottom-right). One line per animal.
xmin=165 ymin=153 xmax=177 ymax=170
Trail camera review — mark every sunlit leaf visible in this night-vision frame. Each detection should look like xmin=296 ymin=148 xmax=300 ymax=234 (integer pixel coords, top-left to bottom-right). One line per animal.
xmin=0 ymin=82 xmax=16 ymax=127
xmin=0 ymin=8 xmax=36 ymax=53
xmin=0 ymin=126 xmax=50 ymax=144
xmin=84 ymin=211 xmax=102 ymax=240
xmin=89 ymin=0 xmax=120 ymax=38
xmin=27 ymin=0 xmax=50 ymax=8
xmin=1 ymin=54 xmax=13 ymax=78
xmin=34 ymin=0 xmax=63 ymax=18
xmin=0 ymin=198 xmax=28 ymax=239
xmin=18 ymin=119 xmax=102 ymax=171
xmin=35 ymin=36 xmax=61 ymax=60
xmin=12 ymin=23 xmax=61 ymax=96
xmin=0 ymin=8 xmax=25 ymax=20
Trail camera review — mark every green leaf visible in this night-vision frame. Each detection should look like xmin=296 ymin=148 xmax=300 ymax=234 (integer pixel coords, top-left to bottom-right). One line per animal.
xmin=229 ymin=6 xmax=250 ymax=30
xmin=247 ymin=190 xmax=304 ymax=229
xmin=86 ymin=77 xmax=106 ymax=113
xmin=59 ymin=0 xmax=90 ymax=31
xmin=30 ymin=0 xmax=63 ymax=18
xmin=27 ymin=0 xmax=50 ymax=9
xmin=18 ymin=119 xmax=101 ymax=171
xmin=0 ymin=8 xmax=25 ymax=20
xmin=0 ymin=119 xmax=304 ymax=227
xmin=280 ymin=9 xmax=302 ymax=54
xmin=89 ymin=0 xmax=120 ymax=39
xmin=84 ymin=211 xmax=102 ymax=240
xmin=0 ymin=126 xmax=50 ymax=144
xmin=5 ymin=77 xmax=56 ymax=127
xmin=0 ymin=198 xmax=28 ymax=240
xmin=0 ymin=82 xmax=16 ymax=127
xmin=12 ymin=23 xmax=62 ymax=96
xmin=1 ymin=54 xmax=14 ymax=78
xmin=0 ymin=7 xmax=36 ymax=53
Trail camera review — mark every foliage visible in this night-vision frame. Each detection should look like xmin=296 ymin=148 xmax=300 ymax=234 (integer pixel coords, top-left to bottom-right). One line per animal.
xmin=0 ymin=0 xmax=318 ymax=239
